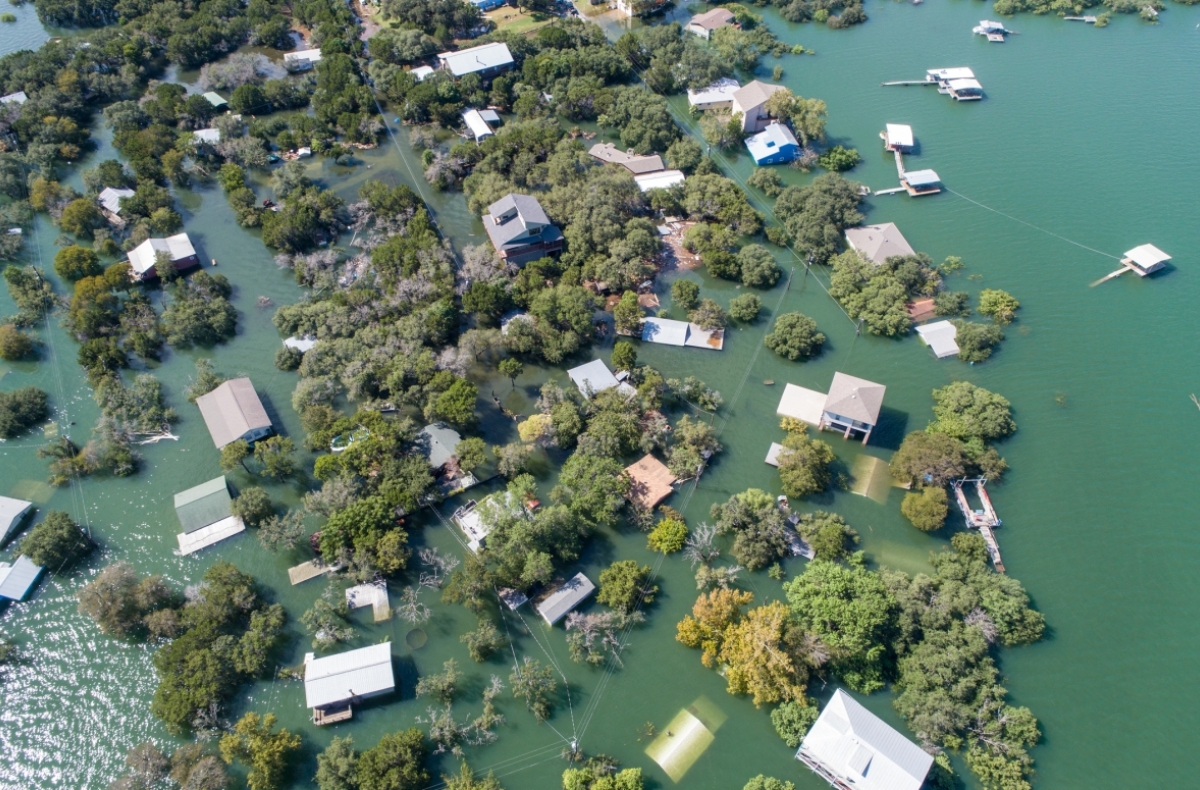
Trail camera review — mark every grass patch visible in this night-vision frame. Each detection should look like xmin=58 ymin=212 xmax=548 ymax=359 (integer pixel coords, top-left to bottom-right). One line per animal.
xmin=485 ymin=8 xmax=553 ymax=35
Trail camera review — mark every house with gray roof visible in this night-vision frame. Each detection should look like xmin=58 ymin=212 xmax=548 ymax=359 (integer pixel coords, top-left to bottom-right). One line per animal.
xmin=304 ymin=642 xmax=395 ymax=723
xmin=195 ymin=378 xmax=273 ymax=449
xmin=98 ymin=187 xmax=135 ymax=216
xmin=568 ymin=359 xmax=636 ymax=399
xmin=819 ymin=373 xmax=886 ymax=445
xmin=0 ymin=497 xmax=33 ymax=545
xmin=0 ymin=555 xmax=43 ymax=601
xmin=731 ymin=80 xmax=788 ymax=132
xmin=437 ymin=42 xmax=514 ymax=79
xmin=537 ymin=572 xmax=596 ymax=625
xmin=844 ymin=223 xmax=916 ymax=266
xmin=588 ymin=143 xmax=665 ymax=176
xmin=686 ymin=7 xmax=736 ymax=38
xmin=481 ymin=193 xmax=563 ymax=266
xmin=797 ymin=688 xmax=932 ymax=790
xmin=416 ymin=423 xmax=463 ymax=471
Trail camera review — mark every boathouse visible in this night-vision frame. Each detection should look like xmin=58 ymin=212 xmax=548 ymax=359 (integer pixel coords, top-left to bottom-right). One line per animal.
xmin=537 ymin=572 xmax=596 ymax=625
xmin=797 ymin=688 xmax=933 ymax=790
xmin=174 ymin=476 xmax=246 ymax=556
xmin=625 ymin=454 xmax=677 ymax=510
xmin=588 ymin=143 xmax=665 ymax=175
xmin=687 ymin=78 xmax=740 ymax=111
xmin=195 ymin=377 xmax=273 ymax=449
xmin=641 ymin=316 xmax=724 ymax=349
xmin=304 ymin=642 xmax=395 ymax=724
xmin=915 ymin=320 xmax=960 ymax=358
xmin=481 ymin=193 xmax=564 ymax=265
xmin=946 ymin=78 xmax=983 ymax=100
xmin=882 ymin=123 xmax=914 ymax=152
xmin=0 ymin=555 xmax=43 ymax=602
xmin=568 ymin=359 xmax=635 ymax=399
xmin=437 ymin=42 xmax=514 ymax=79
xmin=127 ymin=233 xmax=200 ymax=281
xmin=731 ymin=80 xmax=788 ymax=133
xmin=686 ymin=7 xmax=735 ymax=38
xmin=901 ymin=169 xmax=942 ymax=196
xmin=820 ymin=372 xmax=886 ymax=445
xmin=1121 ymin=244 xmax=1170 ymax=276
xmin=844 ymin=223 xmax=915 ymax=265
xmin=0 ymin=496 xmax=33 ymax=545
xmin=746 ymin=122 xmax=799 ymax=166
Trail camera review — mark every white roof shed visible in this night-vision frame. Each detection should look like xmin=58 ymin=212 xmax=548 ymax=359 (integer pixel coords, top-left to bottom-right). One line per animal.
xmin=915 ymin=320 xmax=960 ymax=359
xmin=304 ymin=642 xmax=395 ymax=709
xmin=568 ymin=359 xmax=634 ymax=398
xmin=462 ymin=108 xmax=495 ymax=142
xmin=537 ymin=572 xmax=596 ymax=625
xmin=885 ymin=124 xmax=913 ymax=149
xmin=634 ymin=170 xmax=686 ymax=193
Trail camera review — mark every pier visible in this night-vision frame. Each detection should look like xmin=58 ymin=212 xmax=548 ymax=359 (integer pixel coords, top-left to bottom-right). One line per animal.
xmin=881 ymin=80 xmax=937 ymax=87
xmin=952 ymin=478 xmax=1005 ymax=572
xmin=1064 ymin=15 xmax=1098 ymax=22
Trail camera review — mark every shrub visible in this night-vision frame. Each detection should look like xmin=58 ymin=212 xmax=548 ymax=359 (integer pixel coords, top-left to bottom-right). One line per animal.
xmin=275 ymin=346 xmax=304 ymax=371
xmin=764 ymin=313 xmax=825 ymax=360
xmin=770 ymin=700 xmax=819 ymax=748
xmin=977 ymin=289 xmax=1020 ymax=324
xmin=818 ymin=146 xmax=861 ymax=172
xmin=952 ymin=320 xmax=1004 ymax=363
xmin=0 ymin=325 xmax=34 ymax=361
xmin=901 ymin=487 xmax=949 ymax=531
xmin=648 ymin=517 xmax=688 ymax=554
xmin=728 ymin=293 xmax=762 ymax=322
xmin=54 ymin=245 xmax=102 ymax=281
xmin=21 ymin=511 xmax=91 ymax=570
xmin=597 ymin=560 xmax=657 ymax=612
xmin=671 ymin=279 xmax=699 ymax=310
xmin=0 ymin=386 xmax=49 ymax=438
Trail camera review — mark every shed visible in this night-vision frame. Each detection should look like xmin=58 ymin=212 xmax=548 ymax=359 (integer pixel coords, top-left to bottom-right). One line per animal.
xmin=0 ymin=91 xmax=28 ymax=105
xmin=745 ymin=122 xmax=799 ymax=166
xmin=883 ymin=124 xmax=913 ymax=151
xmin=195 ymin=377 xmax=273 ymax=449
xmin=0 ymin=555 xmax=43 ymax=601
xmin=462 ymin=108 xmax=495 ymax=142
xmin=411 ymin=65 xmax=435 ymax=82
xmin=915 ymin=320 xmax=960 ymax=358
xmin=687 ymin=78 xmax=740 ymax=110
xmin=568 ymin=359 xmax=633 ymax=398
xmin=498 ymin=588 xmax=529 ymax=611
xmin=845 ymin=223 xmax=916 ymax=266
xmin=304 ymin=642 xmax=395 ymax=710
xmin=437 ymin=42 xmax=514 ymax=78
xmin=98 ymin=187 xmax=135 ymax=215
xmin=416 ymin=423 xmax=462 ymax=471
xmin=174 ymin=476 xmax=233 ymax=534
xmin=0 ymin=496 xmax=34 ymax=544
xmin=776 ymin=383 xmax=827 ymax=426
xmin=946 ymin=78 xmax=984 ymax=100
xmin=641 ymin=317 xmax=688 ymax=346
xmin=202 ymin=92 xmax=227 ymax=108
xmin=1122 ymin=243 xmax=1170 ymax=276
xmin=634 ymin=170 xmax=686 ymax=193
xmin=284 ymin=49 xmax=323 ymax=71
xmin=193 ymin=128 xmax=221 ymax=144
xmin=478 ymin=109 xmax=501 ymax=124
xmin=821 ymin=373 xmax=886 ymax=444
xmin=797 ymin=688 xmax=933 ymax=790
xmin=537 ymin=572 xmax=596 ymax=625
xmin=625 ymin=454 xmax=677 ymax=510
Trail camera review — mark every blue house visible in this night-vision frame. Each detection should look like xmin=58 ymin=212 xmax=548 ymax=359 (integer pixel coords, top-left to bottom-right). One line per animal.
xmin=745 ymin=122 xmax=799 ymax=165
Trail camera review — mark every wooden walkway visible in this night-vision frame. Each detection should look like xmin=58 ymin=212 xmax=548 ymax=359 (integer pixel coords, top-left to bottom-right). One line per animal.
xmin=346 ymin=582 xmax=391 ymax=622
xmin=952 ymin=478 xmax=1005 ymax=572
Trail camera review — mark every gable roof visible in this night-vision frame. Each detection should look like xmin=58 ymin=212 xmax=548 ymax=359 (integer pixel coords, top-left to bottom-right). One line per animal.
xmin=915 ymin=320 xmax=959 ymax=358
xmin=193 ymin=128 xmax=220 ymax=144
xmin=202 ymin=91 xmax=227 ymax=107
xmin=416 ymin=423 xmax=462 ymax=469
xmin=127 ymin=233 xmax=197 ymax=275
xmin=798 ymin=689 xmax=933 ymax=790
xmin=732 ymin=80 xmax=786 ymax=110
xmin=689 ymin=7 xmax=735 ymax=29
xmin=903 ymin=169 xmax=941 ymax=187
xmin=588 ymin=143 xmax=665 ymax=175
xmin=438 ymin=42 xmax=514 ymax=76
xmin=174 ymin=476 xmax=233 ymax=534
xmin=195 ymin=378 xmax=271 ymax=448
xmin=462 ymin=108 xmax=495 ymax=141
xmin=98 ymin=187 xmax=135 ymax=215
xmin=625 ymin=454 xmax=677 ymax=510
xmin=568 ymin=359 xmax=621 ymax=397
xmin=284 ymin=48 xmax=322 ymax=64
xmin=0 ymin=555 xmax=43 ymax=601
xmin=1124 ymin=243 xmax=1170 ymax=268
xmin=844 ymin=223 xmax=916 ymax=265
xmin=536 ymin=572 xmax=596 ymax=625
xmin=823 ymin=372 xmax=885 ymax=425
xmin=483 ymin=193 xmax=556 ymax=249
xmin=687 ymin=77 xmax=741 ymax=107
xmin=0 ymin=496 xmax=33 ymax=544
xmin=304 ymin=642 xmax=395 ymax=709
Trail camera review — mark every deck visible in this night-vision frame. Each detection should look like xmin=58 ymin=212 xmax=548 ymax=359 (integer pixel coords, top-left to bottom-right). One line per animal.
xmin=952 ymin=479 xmax=1005 ymax=572
xmin=346 ymin=582 xmax=391 ymax=622
xmin=313 ymin=704 xmax=353 ymax=725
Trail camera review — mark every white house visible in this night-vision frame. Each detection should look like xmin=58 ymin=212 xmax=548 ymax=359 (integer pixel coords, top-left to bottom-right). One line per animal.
xmin=126 ymin=233 xmax=199 ymax=280
xmin=568 ymin=359 xmax=635 ymax=399
xmin=304 ymin=642 xmax=395 ymax=721
xmin=284 ymin=49 xmax=323 ymax=71
xmin=687 ymin=78 xmax=740 ymax=111
xmin=411 ymin=65 xmax=435 ymax=82
xmin=797 ymin=689 xmax=933 ymax=790
xmin=437 ymin=42 xmax=514 ymax=78
xmin=731 ymin=80 xmax=788 ymax=133
xmin=633 ymin=170 xmax=686 ymax=193
xmin=915 ymin=321 xmax=960 ymax=359
xmin=462 ymin=108 xmax=496 ymax=142
xmin=0 ymin=496 xmax=33 ymax=545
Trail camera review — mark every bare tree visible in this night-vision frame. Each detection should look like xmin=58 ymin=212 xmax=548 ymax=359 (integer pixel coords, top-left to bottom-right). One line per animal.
xmin=395 ymin=586 xmax=431 ymax=625
xmin=683 ymin=522 xmax=721 ymax=568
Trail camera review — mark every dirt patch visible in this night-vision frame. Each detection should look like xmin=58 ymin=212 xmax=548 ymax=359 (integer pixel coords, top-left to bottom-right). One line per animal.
xmin=658 ymin=220 xmax=702 ymax=271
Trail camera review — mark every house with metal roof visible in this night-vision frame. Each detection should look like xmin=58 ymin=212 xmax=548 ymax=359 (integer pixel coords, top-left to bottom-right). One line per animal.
xmin=819 ymin=373 xmax=886 ymax=445
xmin=127 ymin=233 xmax=200 ymax=280
xmin=634 ymin=170 xmax=686 ymax=193
xmin=193 ymin=128 xmax=221 ymax=145
xmin=481 ymin=193 xmax=563 ymax=265
xmin=1121 ymin=243 xmax=1170 ymax=276
xmin=0 ymin=555 xmax=44 ymax=602
xmin=640 ymin=317 xmax=724 ymax=350
xmin=437 ymin=42 xmax=514 ymax=78
xmin=746 ymin=122 xmax=799 ymax=165
xmin=568 ymin=359 xmax=636 ymax=399
xmin=797 ymin=688 xmax=933 ymax=790
xmin=284 ymin=48 xmax=322 ymax=71
xmin=411 ymin=65 xmax=435 ymax=82
xmin=98 ymin=187 xmax=135 ymax=216
xmin=202 ymin=92 xmax=227 ymax=108
xmin=0 ymin=497 xmax=34 ymax=545
xmin=844 ymin=223 xmax=916 ymax=266
xmin=304 ymin=642 xmax=395 ymax=723
xmin=915 ymin=320 xmax=960 ymax=359
xmin=195 ymin=377 xmax=273 ymax=449
xmin=416 ymin=423 xmax=463 ymax=472
xmin=731 ymin=80 xmax=788 ymax=133
xmin=537 ymin=572 xmax=596 ymax=625
xmin=901 ymin=169 xmax=941 ymax=197
xmin=462 ymin=108 xmax=496 ymax=142
xmin=0 ymin=91 xmax=28 ymax=105
xmin=588 ymin=143 xmax=665 ymax=176
xmin=174 ymin=476 xmax=246 ymax=555
xmin=687 ymin=78 xmax=740 ymax=111
xmin=882 ymin=123 xmax=913 ymax=152
xmin=686 ymin=7 xmax=736 ymax=38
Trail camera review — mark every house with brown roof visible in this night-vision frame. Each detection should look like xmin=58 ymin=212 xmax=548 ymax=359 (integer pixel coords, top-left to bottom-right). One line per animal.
xmin=686 ymin=7 xmax=736 ymax=38
xmin=195 ymin=378 xmax=273 ymax=449
xmin=624 ymin=454 xmax=677 ymax=510
xmin=819 ymin=373 xmax=886 ymax=445
xmin=844 ymin=223 xmax=916 ymax=266
xmin=731 ymin=80 xmax=788 ymax=133
xmin=588 ymin=143 xmax=665 ymax=176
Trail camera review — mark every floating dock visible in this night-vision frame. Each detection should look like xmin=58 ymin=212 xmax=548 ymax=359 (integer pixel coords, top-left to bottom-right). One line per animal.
xmin=952 ymin=478 xmax=1005 ymax=572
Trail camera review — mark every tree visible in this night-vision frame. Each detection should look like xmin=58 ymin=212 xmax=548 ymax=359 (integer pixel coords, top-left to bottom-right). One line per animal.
xmin=552 ymin=453 xmax=629 ymax=527
xmin=357 ymin=729 xmax=429 ymax=790
xmin=302 ymin=588 xmax=355 ymax=650
xmin=428 ymin=378 xmax=477 ymax=426
xmin=219 ymin=712 xmax=300 ymax=790
xmin=253 ymin=436 xmax=296 ymax=479
xmin=720 ymin=601 xmax=807 ymax=706
xmin=21 ymin=511 xmax=91 ymax=570
xmin=76 ymin=562 xmax=178 ymax=640
xmin=736 ymin=244 xmax=781 ymax=288
xmin=776 ymin=428 xmax=835 ymax=499
xmin=747 ymin=168 xmax=784 ymax=197
xmin=930 ymin=382 xmax=1016 ymax=442
xmin=186 ymin=359 xmax=225 ymax=403
xmin=901 ymin=486 xmax=949 ymax=531
xmin=597 ymin=560 xmax=656 ymax=613
xmin=510 ymin=656 xmax=557 ymax=722
xmin=258 ymin=510 xmax=307 ymax=553
xmin=493 ymin=442 xmax=529 ymax=478
xmin=231 ymin=487 xmax=274 ymax=527
xmin=461 ymin=618 xmax=506 ymax=661
xmin=728 ymin=294 xmax=761 ymax=322
xmin=648 ymin=517 xmax=688 ymax=554
xmin=795 ymin=511 xmax=859 ymax=562
xmin=498 ymin=358 xmax=523 ymax=389
xmin=773 ymin=174 xmax=863 ymax=264
xmin=220 ymin=439 xmax=252 ymax=473
xmin=763 ymin=89 xmax=827 ymax=146
xmin=316 ymin=736 xmax=359 ymax=790
xmin=54 ymin=245 xmax=102 ymax=281
xmin=952 ymin=320 xmax=1004 ymax=363
xmin=444 ymin=763 xmax=503 ymax=790
xmin=688 ymin=298 xmax=726 ymax=331
xmin=611 ymin=340 xmax=637 ymax=372
xmin=612 ymin=290 xmax=642 ymax=335
xmin=671 ymin=279 xmax=699 ymax=310
xmin=764 ymin=313 xmax=825 ymax=360
xmin=0 ymin=386 xmax=50 ymax=438
xmin=977 ymin=289 xmax=1020 ymax=324
xmin=818 ymin=146 xmax=861 ymax=172
xmin=0 ymin=325 xmax=33 ymax=361
xmin=770 ymin=701 xmax=818 ymax=748
xmin=744 ymin=776 xmax=797 ymax=790
xmin=455 ymin=436 xmax=487 ymax=472
xmin=59 ymin=198 xmax=102 ymax=237
xmin=889 ymin=431 xmax=968 ymax=487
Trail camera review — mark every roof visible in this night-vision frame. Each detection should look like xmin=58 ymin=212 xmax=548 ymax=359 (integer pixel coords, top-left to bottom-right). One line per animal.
xmin=193 ymin=128 xmax=220 ymax=144
xmin=0 ymin=496 xmax=33 ymax=544
xmin=195 ymin=377 xmax=271 ymax=448
xmin=537 ymin=572 xmax=596 ymax=625
xmin=417 ymin=423 xmax=462 ymax=469
xmin=927 ymin=67 xmax=975 ymax=81
xmin=823 ymin=373 xmax=886 ymax=426
xmin=177 ymin=515 xmax=245 ymax=555
xmin=0 ymin=555 xmax=43 ymax=601
xmin=885 ymin=123 xmax=913 ymax=148
xmin=625 ymin=454 xmax=677 ymax=509
xmin=304 ymin=642 xmax=395 ymax=709
xmin=127 ymin=233 xmax=197 ymax=275
xmin=641 ymin=317 xmax=689 ymax=346
xmin=746 ymin=122 xmax=798 ymax=162
xmin=498 ymin=588 xmax=528 ymax=610
xmin=1124 ymin=243 xmax=1170 ymax=268
xmin=687 ymin=78 xmax=740 ymax=106
xmin=0 ymin=91 xmax=28 ymax=105
xmin=765 ymin=442 xmax=786 ymax=467
xmin=732 ymin=80 xmax=786 ymax=110
xmin=285 ymin=48 xmax=322 ymax=63
xmin=915 ymin=321 xmax=960 ymax=358
xmin=456 ymin=492 xmax=521 ymax=551
xmin=798 ymin=689 xmax=933 ymax=790
xmin=411 ymin=65 xmax=435 ymax=81
xmin=202 ymin=91 xmax=227 ymax=107
xmin=478 ymin=108 xmax=501 ymax=124
xmin=634 ymin=170 xmax=686 ymax=193
xmin=483 ymin=193 xmax=555 ymax=248
xmin=844 ymin=223 xmax=916 ymax=265
xmin=437 ymin=42 xmax=514 ymax=77
xmin=462 ymin=108 xmax=495 ymax=141
xmin=588 ymin=143 xmax=665 ymax=175
xmin=98 ymin=187 xmax=135 ymax=214
xmin=776 ymin=383 xmax=826 ymax=426
xmin=283 ymin=335 xmax=317 ymax=352
xmin=903 ymin=169 xmax=941 ymax=187
xmin=568 ymin=359 xmax=621 ymax=397
xmin=947 ymin=78 xmax=983 ymax=92
xmin=689 ymin=7 xmax=736 ymax=28
xmin=174 ymin=476 xmax=233 ymax=534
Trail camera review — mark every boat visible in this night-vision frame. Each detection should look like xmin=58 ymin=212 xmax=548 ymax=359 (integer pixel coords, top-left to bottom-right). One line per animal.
xmin=973 ymin=20 xmax=1010 ymax=40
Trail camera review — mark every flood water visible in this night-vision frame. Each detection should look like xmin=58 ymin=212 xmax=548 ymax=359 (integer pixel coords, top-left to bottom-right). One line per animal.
xmin=2 ymin=3 xmax=1200 ymax=788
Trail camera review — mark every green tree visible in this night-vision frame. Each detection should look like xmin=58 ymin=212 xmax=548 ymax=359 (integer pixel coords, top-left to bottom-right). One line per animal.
xmin=777 ymin=428 xmax=835 ymax=499
xmin=59 ymin=198 xmax=102 ymax=237
xmin=444 ymin=762 xmax=503 ymax=790
xmin=316 ymin=736 xmax=359 ymax=790
xmin=930 ymin=382 xmax=1016 ymax=442
xmin=611 ymin=340 xmax=637 ymax=372
xmin=219 ymin=712 xmax=301 ymax=790
xmin=736 ymin=244 xmax=781 ymax=288
xmin=728 ymin=293 xmax=762 ymax=323
xmin=952 ymin=320 xmax=1004 ymax=363
xmin=461 ymin=618 xmax=506 ymax=662
xmin=552 ymin=453 xmax=630 ymax=527
xmin=510 ymin=656 xmax=557 ymax=722
xmin=428 ymin=379 xmax=478 ymax=426
xmin=186 ymin=359 xmax=225 ymax=403
xmin=220 ymin=439 xmax=252 ymax=473
xmin=901 ymin=486 xmax=949 ymax=531
xmin=688 ymin=298 xmax=726 ymax=331
xmin=455 ymin=436 xmax=487 ymax=473
xmin=977 ymin=289 xmax=1020 ymax=324
xmin=54 ymin=245 xmax=102 ymax=281
xmin=356 ymin=729 xmax=429 ymax=790
xmin=889 ymin=431 xmax=968 ymax=487
xmin=818 ymin=146 xmax=861 ymax=172
xmin=597 ymin=560 xmax=657 ymax=612
xmin=747 ymin=168 xmax=784 ymax=197
xmin=794 ymin=511 xmax=859 ymax=562
xmin=253 ymin=436 xmax=296 ymax=479
xmin=21 ymin=511 xmax=91 ymax=570
xmin=0 ymin=386 xmax=50 ymax=438
xmin=670 ymin=279 xmax=699 ymax=310
xmin=612 ymin=290 xmax=642 ymax=335
xmin=764 ymin=313 xmax=825 ymax=360
xmin=743 ymin=775 xmax=796 ymax=790
xmin=76 ymin=561 xmax=178 ymax=640
xmin=773 ymin=174 xmax=863 ymax=264
xmin=648 ymin=517 xmax=688 ymax=554
xmin=498 ymin=357 xmax=523 ymax=389
xmin=231 ymin=487 xmax=274 ymax=527
xmin=0 ymin=325 xmax=34 ymax=361
xmin=770 ymin=701 xmax=819 ymax=749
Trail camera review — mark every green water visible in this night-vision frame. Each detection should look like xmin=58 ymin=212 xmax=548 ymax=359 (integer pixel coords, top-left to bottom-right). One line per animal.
xmin=3 ymin=4 xmax=1200 ymax=788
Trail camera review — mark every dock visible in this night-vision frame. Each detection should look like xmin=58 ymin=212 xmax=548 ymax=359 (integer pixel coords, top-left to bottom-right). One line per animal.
xmin=872 ymin=187 xmax=907 ymax=196
xmin=1064 ymin=15 xmax=1098 ymax=22
xmin=881 ymin=80 xmax=936 ymax=87
xmin=313 ymin=704 xmax=353 ymax=725
xmin=288 ymin=560 xmax=342 ymax=585
xmin=952 ymin=478 xmax=1005 ymax=572
xmin=346 ymin=581 xmax=391 ymax=622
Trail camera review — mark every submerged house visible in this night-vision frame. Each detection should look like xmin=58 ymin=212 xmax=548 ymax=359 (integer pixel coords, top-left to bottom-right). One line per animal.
xmin=687 ymin=78 xmax=740 ymax=111
xmin=819 ymin=373 xmax=886 ymax=445
xmin=0 ymin=555 xmax=43 ymax=602
xmin=926 ymin=67 xmax=983 ymax=100
xmin=416 ymin=423 xmax=463 ymax=473
xmin=633 ymin=170 xmax=686 ymax=193
xmin=745 ymin=122 xmax=799 ymax=166
xmin=624 ymin=454 xmax=677 ymax=510
xmin=437 ymin=42 xmax=514 ymax=79
xmin=731 ymin=80 xmax=788 ymax=133
xmin=195 ymin=377 xmax=273 ymax=449
xmin=537 ymin=572 xmax=596 ymax=625
xmin=126 ymin=233 xmax=199 ymax=281
xmin=452 ymin=492 xmax=524 ymax=552
xmin=797 ymin=688 xmax=933 ymax=790
xmin=640 ymin=316 xmax=723 ymax=350
xmin=462 ymin=108 xmax=501 ymax=142
xmin=481 ymin=193 xmax=564 ymax=265
xmin=844 ymin=223 xmax=916 ymax=266
xmin=284 ymin=49 xmax=322 ymax=71
xmin=685 ymin=7 xmax=735 ymax=38
xmin=304 ymin=642 xmax=395 ymax=725
xmin=0 ymin=496 xmax=34 ymax=545
xmin=97 ymin=187 xmax=136 ymax=227
xmin=915 ymin=320 xmax=960 ymax=359
xmin=174 ymin=476 xmax=245 ymax=556
xmin=568 ymin=359 xmax=636 ymax=399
